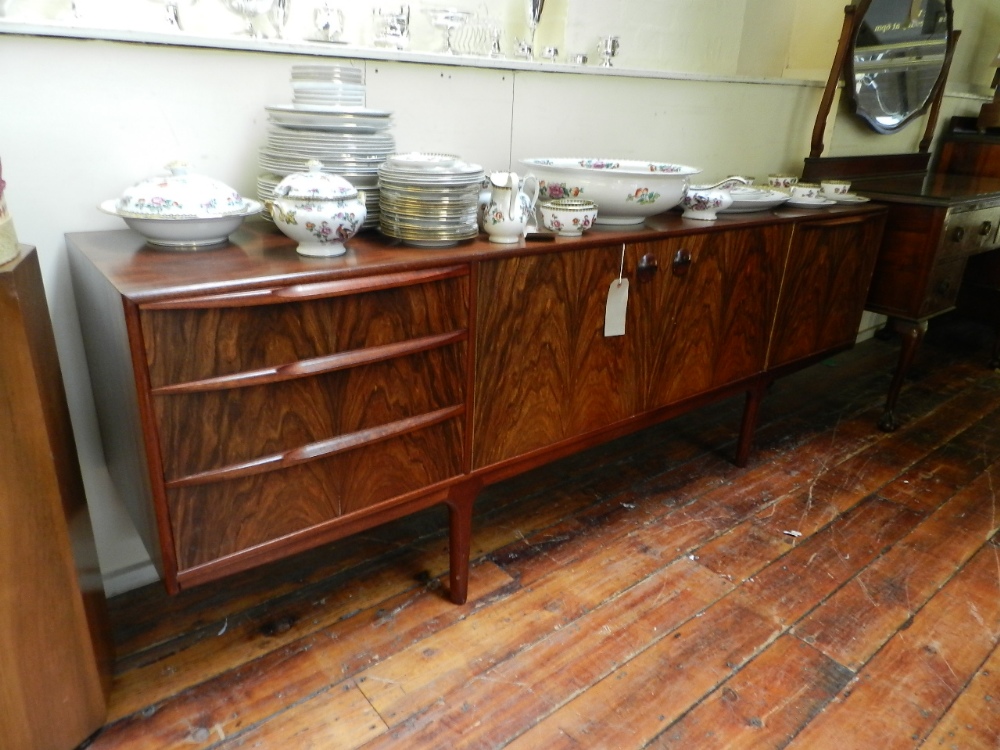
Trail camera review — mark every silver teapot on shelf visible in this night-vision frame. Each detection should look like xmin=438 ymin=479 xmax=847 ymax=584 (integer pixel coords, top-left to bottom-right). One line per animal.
xmin=373 ymin=4 xmax=410 ymax=49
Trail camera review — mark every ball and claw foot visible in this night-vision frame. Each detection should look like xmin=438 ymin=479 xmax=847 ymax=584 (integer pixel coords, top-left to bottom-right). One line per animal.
xmin=877 ymin=408 xmax=899 ymax=432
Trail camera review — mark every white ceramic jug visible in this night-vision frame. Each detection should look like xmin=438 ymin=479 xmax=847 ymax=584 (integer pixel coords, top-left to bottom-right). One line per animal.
xmin=482 ymin=171 xmax=539 ymax=244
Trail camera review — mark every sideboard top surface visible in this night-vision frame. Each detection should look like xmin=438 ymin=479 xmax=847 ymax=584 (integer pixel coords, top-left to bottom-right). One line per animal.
xmin=67 ymin=204 xmax=885 ymax=303
xmin=855 ymin=173 xmax=1000 ymax=207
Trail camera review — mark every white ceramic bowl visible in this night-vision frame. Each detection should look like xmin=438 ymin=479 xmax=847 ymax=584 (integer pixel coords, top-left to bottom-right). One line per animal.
xmin=521 ymin=158 xmax=700 ymax=225
xmin=99 ymin=199 xmax=262 ymax=248
xmin=539 ymin=199 xmax=599 ymax=236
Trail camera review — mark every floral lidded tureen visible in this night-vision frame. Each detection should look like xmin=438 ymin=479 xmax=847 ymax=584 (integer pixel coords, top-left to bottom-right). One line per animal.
xmin=98 ymin=161 xmax=262 ymax=249
xmin=114 ymin=160 xmax=253 ymax=218
xmin=270 ymin=160 xmax=366 ymax=257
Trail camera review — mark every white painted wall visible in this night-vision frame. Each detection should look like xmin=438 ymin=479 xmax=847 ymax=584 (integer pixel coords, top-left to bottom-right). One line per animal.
xmin=0 ymin=0 xmax=995 ymax=595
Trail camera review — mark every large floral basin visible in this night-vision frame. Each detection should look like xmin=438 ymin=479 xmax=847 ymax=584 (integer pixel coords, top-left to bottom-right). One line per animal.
xmin=520 ymin=158 xmax=701 ymax=225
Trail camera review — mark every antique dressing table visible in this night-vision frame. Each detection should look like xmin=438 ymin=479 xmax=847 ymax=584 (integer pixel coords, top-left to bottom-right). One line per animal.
xmin=800 ymin=0 xmax=1000 ymax=430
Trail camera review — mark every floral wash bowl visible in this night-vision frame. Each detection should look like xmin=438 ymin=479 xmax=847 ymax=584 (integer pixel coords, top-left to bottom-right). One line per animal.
xmin=520 ymin=158 xmax=701 ymax=225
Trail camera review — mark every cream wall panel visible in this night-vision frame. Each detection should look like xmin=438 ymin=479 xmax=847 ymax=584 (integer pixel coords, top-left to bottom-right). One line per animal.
xmin=509 ymin=72 xmax=821 ymax=180
xmin=365 ymin=61 xmax=515 ymax=172
xmin=738 ymin=0 xmax=795 ymax=78
xmin=786 ymin=0 xmax=845 ymax=80
xmin=562 ymin=0 xmax=745 ymax=73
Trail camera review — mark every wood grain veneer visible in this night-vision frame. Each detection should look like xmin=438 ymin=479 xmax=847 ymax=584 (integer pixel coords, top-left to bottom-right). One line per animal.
xmin=68 ymin=206 xmax=886 ymax=601
xmin=1 ymin=247 xmax=110 ymax=749
xmin=768 ymin=213 xmax=886 ymax=369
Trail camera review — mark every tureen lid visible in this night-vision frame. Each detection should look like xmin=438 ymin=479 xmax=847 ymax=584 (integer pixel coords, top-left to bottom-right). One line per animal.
xmin=114 ymin=161 xmax=252 ymax=219
xmin=274 ymin=160 xmax=358 ymax=200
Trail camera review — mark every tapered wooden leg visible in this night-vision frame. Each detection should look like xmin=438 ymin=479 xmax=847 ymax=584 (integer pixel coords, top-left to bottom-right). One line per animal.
xmin=879 ymin=318 xmax=928 ymax=432
xmin=444 ymin=479 xmax=481 ymax=605
xmin=735 ymin=382 xmax=767 ymax=467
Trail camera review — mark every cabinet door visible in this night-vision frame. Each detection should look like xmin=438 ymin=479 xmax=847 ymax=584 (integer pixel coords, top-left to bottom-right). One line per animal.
xmin=631 ymin=224 xmax=791 ymax=410
xmin=767 ymin=213 xmax=885 ymax=370
xmin=474 ymin=246 xmax=640 ymax=468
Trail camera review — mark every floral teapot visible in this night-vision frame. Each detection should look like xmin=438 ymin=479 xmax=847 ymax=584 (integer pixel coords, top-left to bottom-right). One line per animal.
xmin=482 ymin=171 xmax=539 ymax=244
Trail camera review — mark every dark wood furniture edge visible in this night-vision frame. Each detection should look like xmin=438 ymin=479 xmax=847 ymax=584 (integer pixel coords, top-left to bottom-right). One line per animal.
xmin=810 ymin=3 xmax=861 ymax=159
xmin=918 ymin=29 xmax=962 ymax=153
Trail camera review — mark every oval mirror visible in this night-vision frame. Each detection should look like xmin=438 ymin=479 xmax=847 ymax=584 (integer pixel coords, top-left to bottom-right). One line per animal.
xmin=847 ymin=0 xmax=953 ymax=134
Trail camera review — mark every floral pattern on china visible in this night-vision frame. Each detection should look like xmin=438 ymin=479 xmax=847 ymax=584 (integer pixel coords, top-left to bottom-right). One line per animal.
xmin=626 ymin=188 xmax=660 ymax=205
xmin=538 ymin=181 xmax=585 ymax=200
xmin=550 ymin=215 xmax=592 ymax=231
xmin=115 ymin=161 xmax=251 ymax=219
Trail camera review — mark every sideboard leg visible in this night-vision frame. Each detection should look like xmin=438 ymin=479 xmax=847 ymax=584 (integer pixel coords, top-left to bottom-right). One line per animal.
xmin=735 ymin=382 xmax=767 ymax=468
xmin=444 ymin=479 xmax=481 ymax=605
xmin=879 ymin=318 xmax=928 ymax=432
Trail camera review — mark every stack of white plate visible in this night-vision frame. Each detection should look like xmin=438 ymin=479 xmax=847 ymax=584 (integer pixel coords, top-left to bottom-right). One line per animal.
xmin=291 ymin=64 xmax=366 ymax=108
xmin=378 ymin=153 xmax=484 ymax=248
xmin=719 ymin=186 xmax=791 ymax=214
xmin=257 ymin=64 xmax=394 ymax=231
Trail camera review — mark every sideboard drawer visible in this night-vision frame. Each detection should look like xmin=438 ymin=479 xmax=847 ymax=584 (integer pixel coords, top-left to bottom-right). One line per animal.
xmin=153 ymin=345 xmax=466 ymax=480
xmin=168 ymin=417 xmax=464 ymax=571
xmin=938 ymin=205 xmax=1000 ymax=260
xmin=140 ymin=269 xmax=468 ymax=388
xmin=136 ymin=267 xmax=471 ymax=583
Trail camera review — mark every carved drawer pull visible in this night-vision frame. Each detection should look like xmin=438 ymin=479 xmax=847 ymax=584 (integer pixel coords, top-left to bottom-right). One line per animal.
xmin=936 ymin=278 xmax=953 ymax=296
xmin=636 ymin=252 xmax=659 ymax=278
xmin=950 ymin=226 xmax=966 ymax=243
xmin=672 ymin=249 xmax=692 ymax=277
xmin=164 ymin=404 xmax=465 ymax=488
xmin=981 ymin=220 xmax=994 ymax=236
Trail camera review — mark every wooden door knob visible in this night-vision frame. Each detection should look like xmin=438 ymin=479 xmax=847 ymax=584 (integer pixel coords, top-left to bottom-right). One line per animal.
xmin=672 ymin=249 xmax=692 ymax=276
xmin=637 ymin=253 xmax=659 ymax=278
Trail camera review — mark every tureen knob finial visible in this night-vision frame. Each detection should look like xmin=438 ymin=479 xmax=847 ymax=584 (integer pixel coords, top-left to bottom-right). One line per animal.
xmin=305 ymin=159 xmax=324 ymax=172
xmin=166 ymin=160 xmax=191 ymax=176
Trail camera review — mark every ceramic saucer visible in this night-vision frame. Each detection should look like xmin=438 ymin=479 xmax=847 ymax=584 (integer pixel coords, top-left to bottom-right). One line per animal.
xmin=829 ymin=193 xmax=871 ymax=203
xmin=786 ymin=196 xmax=836 ymax=208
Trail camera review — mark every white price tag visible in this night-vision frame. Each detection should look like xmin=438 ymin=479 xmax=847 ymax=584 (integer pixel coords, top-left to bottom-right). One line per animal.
xmin=605 ymin=278 xmax=628 ymax=337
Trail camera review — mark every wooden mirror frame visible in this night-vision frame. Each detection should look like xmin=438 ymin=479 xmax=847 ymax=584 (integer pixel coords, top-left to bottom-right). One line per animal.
xmin=808 ymin=0 xmax=960 ymax=162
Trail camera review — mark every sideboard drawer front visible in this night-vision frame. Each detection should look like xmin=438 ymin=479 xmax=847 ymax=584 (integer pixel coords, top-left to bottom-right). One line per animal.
xmin=920 ymin=257 xmax=968 ymax=317
xmin=168 ymin=418 xmax=464 ymax=570
xmin=141 ymin=275 xmax=469 ymax=388
xmin=154 ymin=345 xmax=466 ymax=481
xmin=938 ymin=206 xmax=1000 ymax=260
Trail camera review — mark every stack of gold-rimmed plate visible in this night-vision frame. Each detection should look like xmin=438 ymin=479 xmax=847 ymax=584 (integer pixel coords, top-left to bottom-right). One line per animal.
xmin=378 ymin=153 xmax=484 ymax=248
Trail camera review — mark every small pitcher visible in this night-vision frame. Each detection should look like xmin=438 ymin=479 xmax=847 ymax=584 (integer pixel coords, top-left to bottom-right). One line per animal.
xmin=482 ymin=171 xmax=539 ymax=244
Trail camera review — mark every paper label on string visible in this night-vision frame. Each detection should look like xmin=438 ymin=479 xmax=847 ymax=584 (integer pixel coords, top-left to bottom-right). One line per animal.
xmin=605 ymin=278 xmax=628 ymax=337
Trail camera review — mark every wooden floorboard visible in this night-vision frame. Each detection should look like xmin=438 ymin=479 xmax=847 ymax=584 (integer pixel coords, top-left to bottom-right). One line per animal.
xmin=83 ymin=314 xmax=1000 ymax=750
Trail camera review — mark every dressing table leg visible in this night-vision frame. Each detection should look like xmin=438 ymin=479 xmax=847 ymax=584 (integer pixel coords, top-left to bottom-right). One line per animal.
xmin=879 ymin=318 xmax=928 ymax=432
xmin=444 ymin=479 xmax=481 ymax=605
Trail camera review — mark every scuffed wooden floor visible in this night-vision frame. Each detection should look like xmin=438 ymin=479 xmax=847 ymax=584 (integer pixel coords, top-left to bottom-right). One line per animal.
xmin=85 ymin=314 xmax=1000 ymax=749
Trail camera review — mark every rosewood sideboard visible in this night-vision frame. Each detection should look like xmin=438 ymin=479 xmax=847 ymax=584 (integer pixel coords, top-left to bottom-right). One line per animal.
xmin=68 ymin=203 xmax=885 ymax=604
